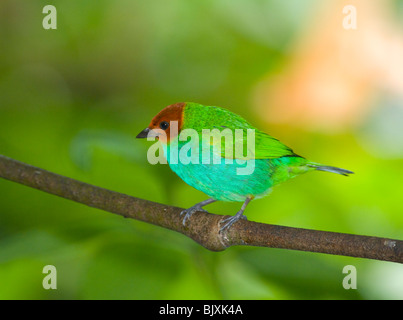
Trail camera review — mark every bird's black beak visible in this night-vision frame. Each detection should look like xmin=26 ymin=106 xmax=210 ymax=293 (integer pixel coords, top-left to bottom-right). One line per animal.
xmin=136 ymin=128 xmax=150 ymax=139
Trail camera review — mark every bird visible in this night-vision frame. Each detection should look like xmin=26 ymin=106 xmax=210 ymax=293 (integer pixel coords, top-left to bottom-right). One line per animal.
xmin=136 ymin=102 xmax=353 ymax=232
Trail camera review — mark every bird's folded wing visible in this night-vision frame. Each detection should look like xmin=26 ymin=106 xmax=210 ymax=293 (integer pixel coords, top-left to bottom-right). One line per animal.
xmin=208 ymin=129 xmax=298 ymax=160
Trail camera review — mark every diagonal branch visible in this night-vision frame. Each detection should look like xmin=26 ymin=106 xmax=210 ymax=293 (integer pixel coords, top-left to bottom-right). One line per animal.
xmin=0 ymin=154 xmax=402 ymax=263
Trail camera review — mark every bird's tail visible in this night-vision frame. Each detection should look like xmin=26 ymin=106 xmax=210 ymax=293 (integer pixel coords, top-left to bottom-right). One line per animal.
xmin=307 ymin=163 xmax=354 ymax=176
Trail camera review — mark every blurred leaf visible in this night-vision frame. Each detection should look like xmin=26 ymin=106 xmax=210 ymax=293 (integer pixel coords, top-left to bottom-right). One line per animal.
xmin=70 ymin=129 xmax=147 ymax=171
xmin=80 ymin=239 xmax=185 ymax=299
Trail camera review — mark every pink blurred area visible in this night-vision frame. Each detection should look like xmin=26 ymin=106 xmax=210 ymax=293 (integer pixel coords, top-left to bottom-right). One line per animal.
xmin=253 ymin=0 xmax=403 ymax=132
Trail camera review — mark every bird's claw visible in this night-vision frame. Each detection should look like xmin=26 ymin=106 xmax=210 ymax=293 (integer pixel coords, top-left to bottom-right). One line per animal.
xmin=219 ymin=214 xmax=247 ymax=233
xmin=180 ymin=206 xmax=208 ymax=226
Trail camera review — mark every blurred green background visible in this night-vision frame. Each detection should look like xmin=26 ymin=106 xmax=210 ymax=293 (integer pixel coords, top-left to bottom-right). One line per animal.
xmin=1 ymin=0 xmax=403 ymax=300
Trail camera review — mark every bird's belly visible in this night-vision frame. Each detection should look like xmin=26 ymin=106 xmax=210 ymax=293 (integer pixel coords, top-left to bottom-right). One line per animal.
xmin=168 ymin=158 xmax=274 ymax=202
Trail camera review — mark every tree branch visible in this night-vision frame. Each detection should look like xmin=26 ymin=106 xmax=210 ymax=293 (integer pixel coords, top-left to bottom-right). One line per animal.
xmin=1 ymin=154 xmax=402 ymax=263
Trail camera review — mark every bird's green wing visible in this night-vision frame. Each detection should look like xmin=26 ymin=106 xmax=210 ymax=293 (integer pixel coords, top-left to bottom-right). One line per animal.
xmin=213 ymin=128 xmax=297 ymax=160
xmin=183 ymin=103 xmax=298 ymax=160
xmin=248 ymin=129 xmax=297 ymax=159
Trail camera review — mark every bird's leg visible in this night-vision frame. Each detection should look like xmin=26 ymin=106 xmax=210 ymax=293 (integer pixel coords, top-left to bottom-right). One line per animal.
xmin=220 ymin=196 xmax=253 ymax=232
xmin=180 ymin=198 xmax=217 ymax=225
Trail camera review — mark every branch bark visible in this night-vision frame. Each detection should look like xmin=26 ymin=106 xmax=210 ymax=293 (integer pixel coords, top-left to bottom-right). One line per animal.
xmin=1 ymin=154 xmax=402 ymax=263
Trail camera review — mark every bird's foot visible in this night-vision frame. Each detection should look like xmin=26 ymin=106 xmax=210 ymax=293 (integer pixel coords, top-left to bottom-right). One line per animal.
xmin=219 ymin=212 xmax=247 ymax=233
xmin=180 ymin=205 xmax=208 ymax=226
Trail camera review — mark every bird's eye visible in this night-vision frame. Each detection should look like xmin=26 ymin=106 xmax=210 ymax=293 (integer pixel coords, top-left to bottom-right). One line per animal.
xmin=159 ymin=121 xmax=169 ymax=130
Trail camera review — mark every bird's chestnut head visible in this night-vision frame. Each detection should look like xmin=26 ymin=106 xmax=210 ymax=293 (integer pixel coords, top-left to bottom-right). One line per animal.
xmin=136 ymin=102 xmax=186 ymax=143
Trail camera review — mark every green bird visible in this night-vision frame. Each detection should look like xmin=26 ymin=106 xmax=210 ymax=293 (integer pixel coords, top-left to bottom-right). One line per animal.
xmin=137 ymin=102 xmax=353 ymax=231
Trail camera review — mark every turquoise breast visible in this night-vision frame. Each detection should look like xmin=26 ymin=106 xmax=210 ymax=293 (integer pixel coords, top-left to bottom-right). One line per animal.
xmin=163 ymin=142 xmax=277 ymax=202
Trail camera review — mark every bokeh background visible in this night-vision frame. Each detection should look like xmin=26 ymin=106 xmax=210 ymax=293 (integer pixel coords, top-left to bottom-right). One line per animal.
xmin=1 ymin=0 xmax=403 ymax=299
